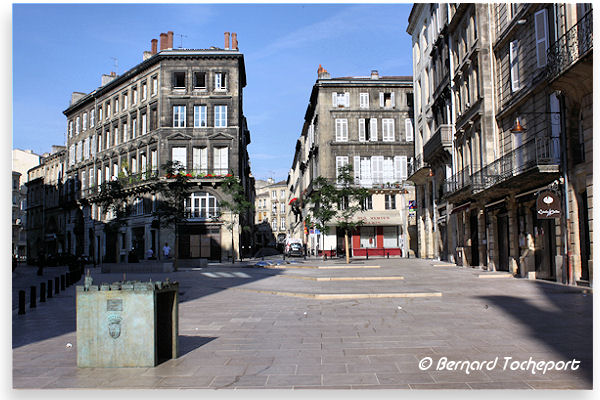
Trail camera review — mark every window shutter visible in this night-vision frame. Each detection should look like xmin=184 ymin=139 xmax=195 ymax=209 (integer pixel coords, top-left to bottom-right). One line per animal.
xmin=353 ymin=156 xmax=361 ymax=182
xmin=371 ymin=156 xmax=383 ymax=183
xmin=510 ymin=40 xmax=520 ymax=92
xmin=400 ymin=156 xmax=408 ymax=180
xmin=370 ymin=118 xmax=378 ymax=141
xmin=394 ymin=156 xmax=402 ymax=181
xmin=383 ymin=158 xmax=394 ymax=182
xmin=391 ymin=92 xmax=396 ymax=108
xmin=172 ymin=147 xmax=187 ymax=168
xmin=360 ymin=157 xmax=371 ymax=186
xmin=358 ymin=119 xmax=366 ymax=141
xmin=332 ymin=92 xmax=338 ymax=107
xmin=534 ymin=9 xmax=549 ymax=68
xmin=405 ymin=118 xmax=414 ymax=142
xmin=345 ymin=92 xmax=350 ymax=107
xmin=193 ymin=147 xmax=202 ymax=171
xmin=379 ymin=92 xmax=384 ymax=107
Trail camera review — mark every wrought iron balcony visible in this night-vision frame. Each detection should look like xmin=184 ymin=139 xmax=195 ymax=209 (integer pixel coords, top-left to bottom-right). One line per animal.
xmin=444 ymin=165 xmax=472 ymax=195
xmin=423 ymin=124 xmax=453 ymax=164
xmin=547 ymin=10 xmax=592 ymax=80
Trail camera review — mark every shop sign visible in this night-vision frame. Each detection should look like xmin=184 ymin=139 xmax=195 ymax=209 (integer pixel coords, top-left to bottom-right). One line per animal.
xmin=536 ymin=190 xmax=561 ymax=219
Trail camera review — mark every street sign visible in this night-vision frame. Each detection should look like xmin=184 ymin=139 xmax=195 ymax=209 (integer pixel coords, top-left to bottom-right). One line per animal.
xmin=536 ymin=190 xmax=561 ymax=219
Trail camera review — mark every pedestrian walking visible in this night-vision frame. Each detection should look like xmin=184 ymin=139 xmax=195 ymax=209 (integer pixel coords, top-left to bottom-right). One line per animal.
xmin=163 ymin=242 xmax=171 ymax=259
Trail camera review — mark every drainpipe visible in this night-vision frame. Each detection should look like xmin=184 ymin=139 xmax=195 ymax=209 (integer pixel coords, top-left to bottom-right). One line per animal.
xmin=558 ymin=92 xmax=572 ymax=285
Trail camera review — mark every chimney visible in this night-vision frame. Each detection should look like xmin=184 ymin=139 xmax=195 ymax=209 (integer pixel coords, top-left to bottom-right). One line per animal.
xmin=70 ymin=92 xmax=86 ymax=105
xmin=224 ymin=32 xmax=230 ymax=49
xmin=232 ymin=32 xmax=238 ymax=50
xmin=370 ymin=70 xmax=379 ymax=80
xmin=151 ymin=38 xmax=158 ymax=54
xmin=167 ymin=31 xmax=174 ymax=49
xmin=143 ymin=51 xmax=152 ymax=61
xmin=159 ymin=32 xmax=168 ymax=51
xmin=317 ymin=64 xmax=330 ymax=79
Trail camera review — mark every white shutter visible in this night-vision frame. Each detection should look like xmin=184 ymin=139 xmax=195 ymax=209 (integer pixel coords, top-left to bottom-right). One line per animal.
xmin=405 ymin=119 xmax=414 ymax=142
xmin=379 ymin=92 xmax=384 ymax=107
xmin=360 ymin=157 xmax=372 ymax=186
xmin=220 ymin=147 xmax=228 ymax=172
xmin=394 ymin=156 xmax=402 ymax=181
xmin=383 ymin=119 xmax=395 ymax=141
xmin=400 ymin=156 xmax=408 ymax=180
xmin=510 ymin=40 xmax=520 ymax=92
xmin=69 ymin=145 xmax=75 ymax=166
xmin=353 ymin=156 xmax=361 ymax=183
xmin=534 ymin=9 xmax=549 ymax=68
xmin=332 ymin=92 xmax=338 ymax=107
xmin=383 ymin=157 xmax=394 ymax=182
xmin=370 ymin=118 xmax=378 ymax=141
xmin=172 ymin=147 xmax=187 ymax=168
xmin=371 ymin=156 xmax=383 ymax=183
xmin=336 ymin=156 xmax=348 ymax=182
xmin=193 ymin=147 xmax=203 ymax=171
xmin=358 ymin=119 xmax=366 ymax=141
xmin=391 ymin=92 xmax=396 ymax=108
xmin=345 ymin=92 xmax=350 ymax=107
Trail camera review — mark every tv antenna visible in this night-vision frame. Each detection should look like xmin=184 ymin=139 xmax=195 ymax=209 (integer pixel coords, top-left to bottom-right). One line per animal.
xmin=110 ymin=57 xmax=119 ymax=74
xmin=177 ymin=34 xmax=188 ymax=48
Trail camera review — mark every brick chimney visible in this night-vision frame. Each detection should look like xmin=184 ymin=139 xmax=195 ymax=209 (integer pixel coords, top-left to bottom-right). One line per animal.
xmin=224 ymin=32 xmax=230 ymax=49
xmin=232 ymin=32 xmax=238 ymax=50
xmin=167 ymin=31 xmax=174 ymax=49
xmin=159 ymin=32 xmax=168 ymax=51
xmin=318 ymin=64 xmax=330 ymax=79
xmin=151 ymin=39 xmax=158 ymax=54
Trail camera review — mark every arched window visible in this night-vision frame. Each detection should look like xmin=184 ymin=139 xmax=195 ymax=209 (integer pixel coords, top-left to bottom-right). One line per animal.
xmin=186 ymin=192 xmax=219 ymax=219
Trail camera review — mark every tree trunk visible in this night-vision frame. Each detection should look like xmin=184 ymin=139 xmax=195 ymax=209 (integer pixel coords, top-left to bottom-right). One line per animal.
xmin=345 ymin=230 xmax=350 ymax=264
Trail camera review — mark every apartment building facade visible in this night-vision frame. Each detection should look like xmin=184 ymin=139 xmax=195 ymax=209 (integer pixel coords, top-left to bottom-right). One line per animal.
xmin=288 ymin=67 xmax=416 ymax=258
xmin=254 ymin=178 xmax=288 ymax=249
xmin=407 ymin=3 xmax=592 ymax=286
xmin=12 ymin=149 xmax=42 ymax=259
xmin=62 ymin=31 xmax=252 ymax=264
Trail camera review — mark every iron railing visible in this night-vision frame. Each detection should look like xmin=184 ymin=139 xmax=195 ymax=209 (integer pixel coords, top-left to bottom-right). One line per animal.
xmin=444 ymin=165 xmax=472 ymax=195
xmin=547 ymin=10 xmax=593 ymax=80
xmin=423 ymin=124 xmax=453 ymax=162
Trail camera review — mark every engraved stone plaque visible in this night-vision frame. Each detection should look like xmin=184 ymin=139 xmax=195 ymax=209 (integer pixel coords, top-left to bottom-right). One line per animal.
xmin=107 ymin=299 xmax=123 ymax=312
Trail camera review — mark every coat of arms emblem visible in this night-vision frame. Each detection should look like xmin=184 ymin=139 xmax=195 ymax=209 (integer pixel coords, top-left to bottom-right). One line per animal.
xmin=107 ymin=315 xmax=122 ymax=339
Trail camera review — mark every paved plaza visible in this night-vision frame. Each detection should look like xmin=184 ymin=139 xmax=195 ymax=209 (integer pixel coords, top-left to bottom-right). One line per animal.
xmin=12 ymin=257 xmax=592 ymax=389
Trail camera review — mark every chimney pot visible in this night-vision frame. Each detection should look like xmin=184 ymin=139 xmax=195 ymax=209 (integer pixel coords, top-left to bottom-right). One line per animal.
xmin=151 ymin=39 xmax=158 ymax=54
xmin=370 ymin=70 xmax=379 ymax=79
xmin=232 ymin=32 xmax=238 ymax=50
xmin=159 ymin=33 xmax=168 ymax=51
xmin=224 ymin=32 xmax=230 ymax=49
xmin=167 ymin=31 xmax=174 ymax=49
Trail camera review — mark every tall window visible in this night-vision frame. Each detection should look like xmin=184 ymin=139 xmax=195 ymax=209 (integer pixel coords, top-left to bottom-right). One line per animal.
xmin=510 ymin=40 xmax=520 ymax=92
xmin=173 ymin=106 xmax=186 ymax=127
xmin=132 ymin=87 xmax=137 ymax=104
xmin=332 ymin=92 xmax=349 ymax=107
xmin=69 ymin=121 xmax=73 ymax=137
xmin=132 ymin=118 xmax=137 ymax=139
xmin=194 ymin=72 xmax=206 ymax=89
xmin=534 ymin=9 xmax=549 ymax=68
xmin=171 ymin=147 xmax=187 ymax=168
xmin=151 ymin=150 xmax=157 ymax=172
xmin=214 ymin=105 xmax=227 ymax=127
xmin=335 ymin=119 xmax=348 ymax=142
xmin=382 ymin=119 xmax=395 ymax=141
xmin=214 ymin=72 xmax=226 ymax=90
xmin=115 ymin=98 xmax=119 ymax=114
xmin=90 ymin=109 xmax=95 ymax=127
xmin=142 ymin=82 xmax=147 ymax=99
xmin=186 ymin=192 xmax=219 ymax=219
xmin=213 ymin=147 xmax=228 ymax=174
xmin=113 ymin=127 xmax=119 ymax=146
xmin=359 ymin=93 xmax=369 ymax=109
xmin=107 ymin=103 xmax=111 ymax=118
xmin=385 ymin=194 xmax=396 ymax=210
xmin=82 ymin=113 xmax=87 ymax=131
xmin=194 ymin=105 xmax=207 ymax=127
xmin=98 ymin=106 xmax=103 ymax=121
xmin=193 ymin=147 xmax=208 ymax=173
xmin=76 ymin=117 xmax=80 ymax=134
xmin=362 ymin=195 xmax=373 ymax=210
xmin=142 ymin=113 xmax=147 ymax=134
xmin=405 ymin=118 xmax=414 ymax=142
xmin=152 ymin=76 xmax=158 ymax=96
xmin=123 ymin=93 xmax=128 ymax=110
xmin=335 ymin=156 xmax=349 ymax=182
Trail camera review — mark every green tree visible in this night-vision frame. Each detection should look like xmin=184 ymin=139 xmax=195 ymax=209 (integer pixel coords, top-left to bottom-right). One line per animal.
xmin=219 ymin=174 xmax=253 ymax=263
xmin=304 ymin=176 xmax=339 ymax=261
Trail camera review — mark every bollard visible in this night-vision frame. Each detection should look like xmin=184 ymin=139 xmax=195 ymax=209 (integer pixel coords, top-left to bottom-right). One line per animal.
xmin=47 ymin=280 xmax=53 ymax=299
xmin=387 ymin=252 xmax=389 ymax=259
xmin=55 ymin=277 xmax=60 ymax=294
xmin=366 ymin=248 xmax=369 ymax=260
xmin=18 ymin=290 xmax=26 ymax=315
xmin=40 ymin=282 xmax=46 ymax=303
xmin=30 ymin=286 xmax=36 ymax=308
xmin=61 ymin=274 xmax=65 ymax=291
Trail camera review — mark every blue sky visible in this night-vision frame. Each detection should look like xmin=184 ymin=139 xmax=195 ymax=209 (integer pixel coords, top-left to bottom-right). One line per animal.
xmin=12 ymin=3 xmax=413 ymax=181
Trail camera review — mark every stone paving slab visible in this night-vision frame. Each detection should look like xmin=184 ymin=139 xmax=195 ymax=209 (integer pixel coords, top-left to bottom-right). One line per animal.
xmin=12 ymin=257 xmax=592 ymax=390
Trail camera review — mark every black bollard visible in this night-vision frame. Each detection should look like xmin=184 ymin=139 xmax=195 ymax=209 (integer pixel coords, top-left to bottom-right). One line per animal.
xmin=47 ymin=280 xmax=53 ymax=299
xmin=55 ymin=277 xmax=60 ymax=294
xmin=40 ymin=282 xmax=46 ymax=303
xmin=366 ymin=248 xmax=369 ymax=260
xmin=30 ymin=286 xmax=36 ymax=308
xmin=61 ymin=275 xmax=65 ymax=291
xmin=18 ymin=290 xmax=26 ymax=315
xmin=387 ymin=252 xmax=389 ymax=259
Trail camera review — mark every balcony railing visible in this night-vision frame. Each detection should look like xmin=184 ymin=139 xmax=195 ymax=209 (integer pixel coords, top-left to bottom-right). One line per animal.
xmin=444 ymin=165 xmax=472 ymax=195
xmin=423 ymin=124 xmax=453 ymax=163
xmin=547 ymin=10 xmax=593 ymax=80
xmin=408 ymin=154 xmax=426 ymax=177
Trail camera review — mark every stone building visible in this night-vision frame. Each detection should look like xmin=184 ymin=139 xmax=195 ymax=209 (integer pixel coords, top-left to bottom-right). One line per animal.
xmin=254 ymin=178 xmax=288 ymax=250
xmin=62 ymin=31 xmax=252 ymax=264
xmin=406 ymin=3 xmax=592 ymax=286
xmin=12 ymin=149 xmax=42 ymax=259
xmin=288 ymin=66 xmax=416 ymax=258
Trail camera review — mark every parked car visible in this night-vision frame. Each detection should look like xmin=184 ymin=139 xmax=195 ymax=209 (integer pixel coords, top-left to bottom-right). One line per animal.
xmin=287 ymin=243 xmax=304 ymax=257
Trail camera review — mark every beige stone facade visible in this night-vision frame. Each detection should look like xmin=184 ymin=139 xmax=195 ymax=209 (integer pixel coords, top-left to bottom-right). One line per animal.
xmin=254 ymin=178 xmax=289 ymax=249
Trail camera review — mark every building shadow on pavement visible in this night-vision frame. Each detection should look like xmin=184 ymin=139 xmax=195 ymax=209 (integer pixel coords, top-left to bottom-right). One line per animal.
xmin=178 ymin=336 xmax=217 ymax=357
xmin=478 ymin=281 xmax=592 ymax=385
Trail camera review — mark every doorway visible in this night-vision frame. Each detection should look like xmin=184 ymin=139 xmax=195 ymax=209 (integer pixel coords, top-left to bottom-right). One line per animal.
xmin=534 ymin=218 xmax=556 ymax=280
xmin=497 ymin=214 xmax=510 ymax=271
xmin=470 ymin=211 xmax=479 ymax=266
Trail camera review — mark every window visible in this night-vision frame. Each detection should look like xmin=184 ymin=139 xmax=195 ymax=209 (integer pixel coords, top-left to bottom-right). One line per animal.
xmin=280 ymin=219 xmax=286 ymax=230
xmin=69 ymin=121 xmax=73 ymax=137
xmin=90 ymin=109 xmax=95 ymax=127
xmin=383 ymin=226 xmax=399 ymax=247
xmin=88 ymin=168 xmax=93 ymax=188
xmin=151 ymin=149 xmax=157 ymax=172
xmin=123 ymin=93 xmax=128 ymax=110
xmin=369 ymin=118 xmax=378 ymax=141
xmin=98 ymin=106 xmax=103 ymax=121
xmin=338 ymin=195 xmax=349 ymax=210
xmin=113 ymin=127 xmax=119 ymax=146
xmin=132 ymin=118 xmax=137 ymax=139
xmin=123 ymin=123 xmax=128 ymax=141
xmin=272 ymin=220 xmax=278 ymax=231
xmin=405 ymin=118 xmax=414 ymax=142
xmin=76 ymin=141 xmax=82 ymax=162
xmin=112 ymin=163 xmax=119 ymax=180
xmin=186 ymin=192 xmax=219 ymax=219
xmin=142 ymin=82 xmax=147 ymax=99
xmin=141 ymin=153 xmax=147 ymax=174
xmin=385 ymin=194 xmax=396 ymax=210
xmin=142 ymin=113 xmax=147 ymax=134
xmin=280 ymin=204 xmax=285 ymax=214
xmin=107 ymin=103 xmax=111 ymax=118
xmin=194 ymin=105 xmax=207 ymax=127
xmin=380 ymin=92 xmax=395 ymax=108
xmin=272 ymin=203 xmax=277 ymax=214
xmin=359 ymin=93 xmax=369 ymax=109
xmin=362 ymin=195 xmax=373 ymax=210
xmin=214 ymin=72 xmax=226 ymax=90
xmin=132 ymin=87 xmax=137 ymax=104
xmin=173 ymin=106 xmax=186 ymax=127
xmin=280 ymin=189 xmax=285 ymax=199
xmin=171 ymin=147 xmax=187 ymax=169
xmin=213 ymin=147 xmax=228 ymax=174
xmin=193 ymin=147 xmax=208 ymax=173
xmin=394 ymin=155 xmax=408 ymax=181
xmin=83 ymin=113 xmax=87 ymax=131
xmin=332 ymin=92 xmax=349 ymax=107
xmin=371 ymin=156 xmax=384 ymax=183
xmin=510 ymin=40 xmax=520 ymax=92
xmin=97 ymin=134 xmax=102 ymax=152
xmin=534 ymin=9 xmax=549 ymax=68
xmin=97 ymin=168 xmax=102 ymax=186
xmin=76 ymin=117 xmax=80 ymax=134
xmin=84 ymin=137 xmax=90 ymax=158
xmin=152 ymin=76 xmax=158 ymax=95
xmin=335 ymin=119 xmax=348 ymax=142
xmin=335 ymin=156 xmax=349 ymax=182
xmin=214 ymin=105 xmax=227 ymax=127
xmin=131 ymin=157 xmax=137 ymax=174
xmin=382 ymin=119 xmax=395 ymax=141
xmin=271 ymin=190 xmax=277 ymax=199
xmin=194 ymin=72 xmax=206 ymax=89
xmin=115 ymin=98 xmax=119 ymax=114
xmin=360 ymin=226 xmax=376 ymax=248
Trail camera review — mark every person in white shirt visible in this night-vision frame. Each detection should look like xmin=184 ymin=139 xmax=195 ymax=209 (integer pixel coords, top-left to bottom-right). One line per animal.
xmin=163 ymin=242 xmax=171 ymax=259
